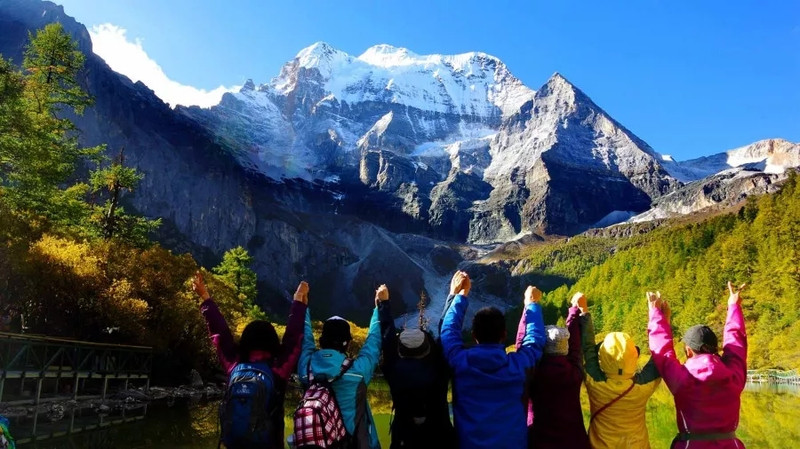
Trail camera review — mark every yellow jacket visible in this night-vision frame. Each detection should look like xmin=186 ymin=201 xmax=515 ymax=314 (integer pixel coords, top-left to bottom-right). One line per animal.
xmin=581 ymin=314 xmax=661 ymax=449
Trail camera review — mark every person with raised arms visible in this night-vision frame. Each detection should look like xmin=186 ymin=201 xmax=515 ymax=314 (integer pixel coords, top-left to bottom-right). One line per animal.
xmin=515 ymin=292 xmax=590 ymax=449
xmin=193 ymin=272 xmax=307 ymax=449
xmin=579 ymin=293 xmax=661 ymax=449
xmin=647 ymin=282 xmax=748 ymax=448
xmin=378 ymin=284 xmax=455 ymax=449
xmin=440 ymin=271 xmax=546 ymax=449
xmin=295 ymin=284 xmax=383 ymax=449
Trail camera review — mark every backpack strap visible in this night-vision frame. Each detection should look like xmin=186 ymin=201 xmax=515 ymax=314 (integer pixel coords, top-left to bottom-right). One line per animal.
xmin=331 ymin=357 xmax=354 ymax=383
xmin=590 ymin=380 xmax=635 ymax=422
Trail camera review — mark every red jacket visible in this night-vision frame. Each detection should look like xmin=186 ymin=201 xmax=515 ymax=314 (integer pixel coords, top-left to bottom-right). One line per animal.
xmin=516 ymin=306 xmax=590 ymax=449
xmin=648 ymin=303 xmax=748 ymax=449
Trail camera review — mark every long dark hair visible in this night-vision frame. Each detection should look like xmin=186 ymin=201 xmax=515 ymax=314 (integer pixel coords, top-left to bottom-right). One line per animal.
xmin=238 ymin=320 xmax=279 ymax=363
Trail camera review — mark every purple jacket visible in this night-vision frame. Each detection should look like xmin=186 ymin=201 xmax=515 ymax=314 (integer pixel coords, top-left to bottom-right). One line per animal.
xmin=516 ymin=306 xmax=590 ymax=449
xmin=201 ymin=298 xmax=306 ymax=448
xmin=648 ymin=303 xmax=748 ymax=449
xmin=200 ymin=298 xmax=306 ymax=380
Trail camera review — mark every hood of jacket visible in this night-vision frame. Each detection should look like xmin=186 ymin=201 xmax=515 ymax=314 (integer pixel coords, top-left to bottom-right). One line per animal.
xmin=465 ymin=343 xmax=511 ymax=374
xmin=309 ymin=348 xmax=348 ymax=378
xmin=598 ymin=332 xmax=639 ymax=379
xmin=684 ymin=353 xmax=736 ymax=383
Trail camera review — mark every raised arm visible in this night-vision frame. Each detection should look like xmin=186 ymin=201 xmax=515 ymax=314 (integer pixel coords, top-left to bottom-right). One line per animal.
xmin=376 ymin=285 xmax=398 ymax=371
xmin=441 ymin=271 xmax=471 ymax=368
xmin=514 ymin=304 xmax=527 ymax=350
xmin=298 ymin=308 xmax=316 ymax=387
xmin=645 ymin=291 xmax=682 ymax=390
xmin=272 ymin=282 xmax=309 ymax=381
xmin=352 ymin=306 xmax=382 ymax=384
xmin=194 ymin=272 xmax=237 ymax=374
xmin=438 ymin=294 xmax=456 ymax=338
xmin=579 ymin=303 xmax=606 ymax=382
xmin=721 ymin=282 xmax=747 ymax=389
xmin=511 ymin=286 xmax=546 ymax=369
xmin=565 ymin=305 xmax=583 ymax=369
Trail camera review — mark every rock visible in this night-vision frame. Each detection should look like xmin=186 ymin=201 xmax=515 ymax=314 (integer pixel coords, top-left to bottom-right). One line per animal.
xmin=189 ymin=369 xmax=204 ymax=388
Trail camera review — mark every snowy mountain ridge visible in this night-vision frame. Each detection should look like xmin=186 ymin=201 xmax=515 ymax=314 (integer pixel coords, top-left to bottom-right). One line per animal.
xmin=660 ymin=138 xmax=800 ymax=183
xmin=269 ymin=41 xmax=534 ymax=118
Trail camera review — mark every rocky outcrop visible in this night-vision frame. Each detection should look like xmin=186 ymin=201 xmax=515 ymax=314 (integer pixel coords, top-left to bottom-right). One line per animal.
xmin=630 ymin=168 xmax=793 ymax=223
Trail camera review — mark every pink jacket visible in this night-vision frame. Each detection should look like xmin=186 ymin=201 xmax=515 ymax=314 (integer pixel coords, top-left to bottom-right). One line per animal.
xmin=648 ymin=303 xmax=748 ymax=449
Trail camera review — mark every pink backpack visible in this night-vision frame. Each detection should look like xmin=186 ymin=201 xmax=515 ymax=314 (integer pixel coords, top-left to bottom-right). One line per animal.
xmin=294 ymin=358 xmax=353 ymax=448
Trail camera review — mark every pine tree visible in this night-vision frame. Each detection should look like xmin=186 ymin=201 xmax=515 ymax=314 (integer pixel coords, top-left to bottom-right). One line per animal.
xmin=0 ymin=23 xmax=102 ymax=229
xmin=213 ymin=247 xmax=265 ymax=320
xmin=88 ymin=147 xmax=160 ymax=246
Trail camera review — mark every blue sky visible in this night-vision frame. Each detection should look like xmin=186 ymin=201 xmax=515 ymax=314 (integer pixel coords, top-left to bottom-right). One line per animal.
xmin=55 ymin=0 xmax=799 ymax=161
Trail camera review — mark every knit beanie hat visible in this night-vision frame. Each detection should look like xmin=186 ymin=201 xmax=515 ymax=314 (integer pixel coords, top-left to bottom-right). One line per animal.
xmin=544 ymin=325 xmax=570 ymax=356
xmin=320 ymin=316 xmax=352 ymax=351
xmin=398 ymin=328 xmax=431 ymax=359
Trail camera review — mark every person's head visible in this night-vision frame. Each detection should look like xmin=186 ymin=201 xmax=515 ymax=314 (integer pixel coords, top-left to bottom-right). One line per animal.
xmin=472 ymin=307 xmax=506 ymax=344
xmin=238 ymin=320 xmax=280 ymax=363
xmin=544 ymin=325 xmax=570 ymax=356
xmin=598 ymin=332 xmax=639 ymax=379
xmin=682 ymin=325 xmax=719 ymax=358
xmin=320 ymin=316 xmax=352 ymax=353
xmin=397 ymin=328 xmax=432 ymax=358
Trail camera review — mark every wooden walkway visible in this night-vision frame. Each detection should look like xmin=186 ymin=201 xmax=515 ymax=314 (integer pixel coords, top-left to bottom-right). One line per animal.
xmin=0 ymin=331 xmax=152 ymax=404
xmin=747 ymin=369 xmax=800 ymax=385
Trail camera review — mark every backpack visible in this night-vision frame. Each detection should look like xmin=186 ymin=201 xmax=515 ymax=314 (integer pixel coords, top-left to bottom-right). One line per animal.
xmin=293 ymin=358 xmax=353 ymax=449
xmin=219 ymin=362 xmax=277 ymax=448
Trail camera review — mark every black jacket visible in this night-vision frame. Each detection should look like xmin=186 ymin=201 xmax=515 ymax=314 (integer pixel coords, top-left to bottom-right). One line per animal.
xmin=378 ymin=301 xmax=455 ymax=449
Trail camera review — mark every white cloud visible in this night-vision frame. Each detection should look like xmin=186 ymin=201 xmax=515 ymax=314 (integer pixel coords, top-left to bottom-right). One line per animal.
xmin=88 ymin=24 xmax=238 ymax=108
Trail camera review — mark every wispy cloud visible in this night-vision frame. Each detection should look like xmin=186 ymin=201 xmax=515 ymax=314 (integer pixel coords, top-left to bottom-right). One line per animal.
xmin=88 ymin=24 xmax=238 ymax=108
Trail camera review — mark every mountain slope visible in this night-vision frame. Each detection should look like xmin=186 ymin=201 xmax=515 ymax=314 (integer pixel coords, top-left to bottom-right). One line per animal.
xmin=468 ymin=73 xmax=679 ymax=240
xmin=662 ymin=138 xmax=800 ymax=183
xmin=633 ymin=139 xmax=800 ymax=222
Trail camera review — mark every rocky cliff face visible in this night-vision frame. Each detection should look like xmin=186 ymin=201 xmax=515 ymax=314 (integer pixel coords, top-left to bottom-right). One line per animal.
xmin=184 ymin=45 xmax=683 ymax=241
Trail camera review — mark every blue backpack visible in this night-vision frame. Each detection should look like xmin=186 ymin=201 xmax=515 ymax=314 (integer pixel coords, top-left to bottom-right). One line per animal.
xmin=219 ymin=362 xmax=278 ymax=448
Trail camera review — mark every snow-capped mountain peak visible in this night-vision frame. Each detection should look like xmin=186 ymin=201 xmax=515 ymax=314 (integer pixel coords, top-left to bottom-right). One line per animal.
xmin=661 ymin=138 xmax=800 ymax=183
xmin=294 ymin=41 xmax=350 ymax=68
xmin=269 ymin=42 xmax=535 ymax=118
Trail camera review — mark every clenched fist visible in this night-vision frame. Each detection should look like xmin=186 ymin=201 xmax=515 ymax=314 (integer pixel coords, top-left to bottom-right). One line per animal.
xmin=294 ymin=281 xmax=309 ymax=305
xmin=375 ymin=284 xmax=389 ymax=304
xmin=450 ymin=271 xmax=471 ymax=297
xmin=571 ymin=292 xmax=588 ymax=313
xmin=193 ymin=271 xmax=211 ymax=301
xmin=524 ymin=286 xmax=542 ymax=306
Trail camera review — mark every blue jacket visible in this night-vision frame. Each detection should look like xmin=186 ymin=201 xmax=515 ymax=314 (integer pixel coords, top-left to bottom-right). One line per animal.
xmin=440 ymin=294 xmax=546 ymax=449
xmin=298 ymin=308 xmax=382 ymax=449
